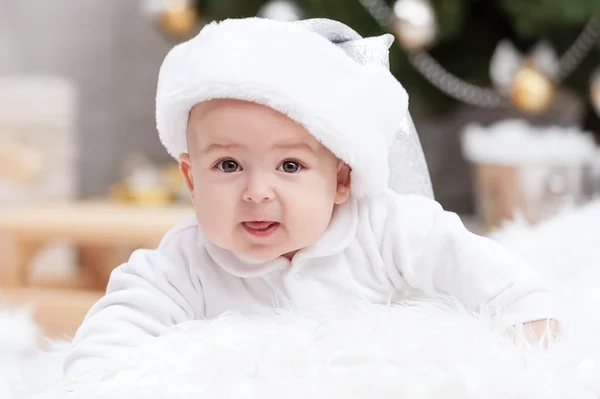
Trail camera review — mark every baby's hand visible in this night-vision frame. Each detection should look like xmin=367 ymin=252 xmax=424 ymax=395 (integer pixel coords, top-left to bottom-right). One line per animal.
xmin=509 ymin=319 xmax=560 ymax=348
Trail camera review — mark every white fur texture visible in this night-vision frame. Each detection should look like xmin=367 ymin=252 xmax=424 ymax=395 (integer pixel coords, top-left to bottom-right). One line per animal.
xmin=0 ymin=306 xmax=65 ymax=399
xmin=155 ymin=18 xmax=409 ymax=198
xmin=489 ymin=200 xmax=600 ymax=284
xmin=4 ymin=201 xmax=600 ymax=398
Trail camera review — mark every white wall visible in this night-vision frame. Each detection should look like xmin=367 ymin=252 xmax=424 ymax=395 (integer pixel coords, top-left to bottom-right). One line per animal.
xmin=0 ymin=0 xmax=175 ymax=198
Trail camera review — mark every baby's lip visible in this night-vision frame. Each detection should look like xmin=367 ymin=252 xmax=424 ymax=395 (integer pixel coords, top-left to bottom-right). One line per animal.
xmin=243 ymin=221 xmax=279 ymax=229
xmin=243 ymin=218 xmax=278 ymax=223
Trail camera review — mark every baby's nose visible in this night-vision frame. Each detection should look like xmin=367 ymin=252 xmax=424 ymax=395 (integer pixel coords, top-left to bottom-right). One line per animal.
xmin=242 ymin=174 xmax=275 ymax=203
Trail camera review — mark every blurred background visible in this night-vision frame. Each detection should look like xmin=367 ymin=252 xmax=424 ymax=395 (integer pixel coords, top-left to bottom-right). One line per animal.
xmin=1 ymin=0 xmax=600 ymax=337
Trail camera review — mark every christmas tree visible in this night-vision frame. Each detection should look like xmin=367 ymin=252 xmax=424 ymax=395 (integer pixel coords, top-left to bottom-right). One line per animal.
xmin=159 ymin=0 xmax=600 ymax=123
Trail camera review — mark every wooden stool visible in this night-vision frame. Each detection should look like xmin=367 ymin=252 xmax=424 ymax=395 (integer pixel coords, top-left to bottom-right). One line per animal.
xmin=0 ymin=201 xmax=193 ymax=338
xmin=0 ymin=201 xmax=193 ymax=291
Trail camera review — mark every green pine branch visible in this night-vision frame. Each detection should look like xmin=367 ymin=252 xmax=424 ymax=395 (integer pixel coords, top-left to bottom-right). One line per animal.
xmin=195 ymin=0 xmax=600 ymax=116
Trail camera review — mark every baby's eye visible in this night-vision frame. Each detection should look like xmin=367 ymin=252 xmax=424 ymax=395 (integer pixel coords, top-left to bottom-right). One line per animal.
xmin=278 ymin=160 xmax=302 ymax=173
xmin=217 ymin=159 xmax=241 ymax=173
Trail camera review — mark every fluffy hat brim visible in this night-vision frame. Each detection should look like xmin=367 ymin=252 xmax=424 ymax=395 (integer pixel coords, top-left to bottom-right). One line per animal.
xmin=155 ymin=17 xmax=410 ymax=198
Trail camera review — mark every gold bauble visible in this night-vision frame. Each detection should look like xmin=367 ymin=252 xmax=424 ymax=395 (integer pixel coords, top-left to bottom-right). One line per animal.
xmin=158 ymin=0 xmax=198 ymax=39
xmin=509 ymin=65 xmax=555 ymax=113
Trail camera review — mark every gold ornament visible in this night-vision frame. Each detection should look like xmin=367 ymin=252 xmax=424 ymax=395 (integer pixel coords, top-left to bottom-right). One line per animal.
xmin=130 ymin=186 xmax=173 ymax=205
xmin=591 ymin=68 xmax=600 ymax=116
xmin=156 ymin=0 xmax=199 ymax=39
xmin=0 ymin=139 xmax=44 ymax=184
xmin=509 ymin=64 xmax=556 ymax=114
xmin=108 ymin=158 xmax=188 ymax=206
xmin=391 ymin=0 xmax=437 ymax=51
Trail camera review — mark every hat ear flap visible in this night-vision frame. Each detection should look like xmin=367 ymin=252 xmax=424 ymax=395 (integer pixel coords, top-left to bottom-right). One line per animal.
xmin=297 ymin=18 xmax=395 ymax=69
xmin=337 ymin=34 xmax=395 ymax=69
xmin=388 ymin=113 xmax=434 ymax=198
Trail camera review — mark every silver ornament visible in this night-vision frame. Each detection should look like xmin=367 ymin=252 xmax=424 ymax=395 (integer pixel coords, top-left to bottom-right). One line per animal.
xmin=258 ymin=0 xmax=303 ymax=22
xmin=391 ymin=0 xmax=437 ymax=51
xmin=489 ymin=40 xmax=523 ymax=94
xmin=591 ymin=67 xmax=600 ymax=116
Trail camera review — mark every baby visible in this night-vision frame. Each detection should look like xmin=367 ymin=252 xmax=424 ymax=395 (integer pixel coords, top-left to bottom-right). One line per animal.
xmin=63 ymin=17 xmax=558 ymax=382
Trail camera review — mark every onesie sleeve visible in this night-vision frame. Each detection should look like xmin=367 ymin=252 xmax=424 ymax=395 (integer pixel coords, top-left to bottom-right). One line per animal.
xmin=61 ymin=248 xmax=204 ymax=382
xmin=382 ymin=194 xmax=558 ymax=327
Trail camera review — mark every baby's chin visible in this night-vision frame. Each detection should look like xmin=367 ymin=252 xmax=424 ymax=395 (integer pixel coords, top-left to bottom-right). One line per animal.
xmin=235 ymin=246 xmax=298 ymax=264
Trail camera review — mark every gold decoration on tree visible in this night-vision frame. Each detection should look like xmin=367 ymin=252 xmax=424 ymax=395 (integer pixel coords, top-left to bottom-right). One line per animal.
xmin=144 ymin=0 xmax=200 ymax=39
xmin=509 ymin=64 xmax=556 ymax=114
xmin=360 ymin=1 xmax=599 ymax=114
xmin=490 ymin=41 xmax=558 ymax=113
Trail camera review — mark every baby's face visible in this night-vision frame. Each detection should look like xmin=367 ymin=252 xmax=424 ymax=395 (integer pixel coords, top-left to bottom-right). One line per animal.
xmin=180 ymin=99 xmax=350 ymax=262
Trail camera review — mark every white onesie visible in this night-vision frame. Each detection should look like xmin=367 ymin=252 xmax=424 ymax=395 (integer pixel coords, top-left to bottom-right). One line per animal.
xmin=63 ymin=192 xmax=556 ymax=381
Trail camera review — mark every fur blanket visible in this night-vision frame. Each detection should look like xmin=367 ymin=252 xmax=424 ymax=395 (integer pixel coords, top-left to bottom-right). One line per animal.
xmin=3 ymin=201 xmax=600 ymax=399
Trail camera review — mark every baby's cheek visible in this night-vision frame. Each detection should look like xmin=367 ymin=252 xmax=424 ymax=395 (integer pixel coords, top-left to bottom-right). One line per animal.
xmin=195 ymin=204 xmax=232 ymax=246
xmin=193 ymin=189 xmax=215 ymax=216
xmin=294 ymin=196 xmax=333 ymax=229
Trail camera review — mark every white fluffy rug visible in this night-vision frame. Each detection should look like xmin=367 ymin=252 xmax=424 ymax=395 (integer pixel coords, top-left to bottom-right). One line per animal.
xmin=4 ymin=201 xmax=600 ymax=399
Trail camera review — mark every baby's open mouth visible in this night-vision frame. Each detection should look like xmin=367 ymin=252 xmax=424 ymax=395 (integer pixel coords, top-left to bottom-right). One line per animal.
xmin=242 ymin=221 xmax=280 ymax=237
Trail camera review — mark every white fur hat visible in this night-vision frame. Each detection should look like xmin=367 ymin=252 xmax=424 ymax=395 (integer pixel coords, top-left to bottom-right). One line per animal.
xmin=156 ymin=17 xmax=432 ymax=199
